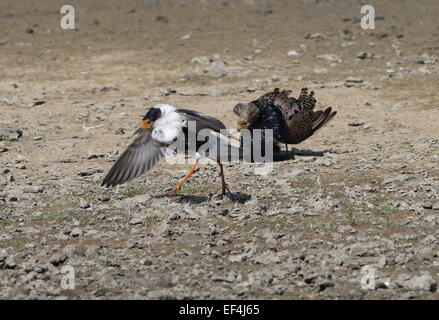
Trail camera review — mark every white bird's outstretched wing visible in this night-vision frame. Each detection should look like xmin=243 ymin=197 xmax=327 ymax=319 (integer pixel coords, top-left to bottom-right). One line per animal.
xmin=101 ymin=130 xmax=166 ymax=187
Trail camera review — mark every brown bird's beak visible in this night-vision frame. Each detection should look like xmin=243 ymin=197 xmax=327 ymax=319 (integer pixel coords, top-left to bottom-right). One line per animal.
xmin=140 ymin=119 xmax=153 ymax=130
xmin=237 ymin=121 xmax=249 ymax=130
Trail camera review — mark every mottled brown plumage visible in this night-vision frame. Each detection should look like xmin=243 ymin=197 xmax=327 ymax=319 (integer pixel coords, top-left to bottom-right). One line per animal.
xmin=233 ymin=88 xmax=337 ymax=149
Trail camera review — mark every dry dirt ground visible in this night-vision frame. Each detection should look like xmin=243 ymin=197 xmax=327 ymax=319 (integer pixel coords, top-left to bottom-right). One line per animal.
xmin=1 ymin=0 xmax=439 ymax=299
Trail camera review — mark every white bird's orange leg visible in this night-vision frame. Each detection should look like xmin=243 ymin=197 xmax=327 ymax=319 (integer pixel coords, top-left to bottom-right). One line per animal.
xmin=167 ymin=160 xmax=198 ymax=195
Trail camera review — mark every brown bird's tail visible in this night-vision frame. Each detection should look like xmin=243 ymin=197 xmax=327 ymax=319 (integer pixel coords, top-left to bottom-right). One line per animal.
xmin=311 ymin=107 xmax=337 ymax=135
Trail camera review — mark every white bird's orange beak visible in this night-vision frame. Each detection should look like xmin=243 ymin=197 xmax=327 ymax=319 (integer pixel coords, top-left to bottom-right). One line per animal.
xmin=140 ymin=119 xmax=153 ymax=130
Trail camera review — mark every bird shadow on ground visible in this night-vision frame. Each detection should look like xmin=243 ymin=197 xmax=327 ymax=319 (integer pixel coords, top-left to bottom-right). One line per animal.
xmin=224 ymin=192 xmax=252 ymax=203
xmin=177 ymin=194 xmax=210 ymax=204
xmin=272 ymin=148 xmax=332 ymax=161
xmin=152 ymin=193 xmax=210 ymax=204
xmin=293 ymin=148 xmax=333 ymax=157
xmin=152 ymin=192 xmax=251 ymax=204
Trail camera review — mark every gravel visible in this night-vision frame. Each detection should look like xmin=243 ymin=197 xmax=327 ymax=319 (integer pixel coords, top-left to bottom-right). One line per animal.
xmin=1 ymin=0 xmax=438 ymax=300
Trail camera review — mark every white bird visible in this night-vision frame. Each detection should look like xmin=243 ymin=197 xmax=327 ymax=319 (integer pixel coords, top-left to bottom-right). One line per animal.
xmin=101 ymin=104 xmax=237 ymax=195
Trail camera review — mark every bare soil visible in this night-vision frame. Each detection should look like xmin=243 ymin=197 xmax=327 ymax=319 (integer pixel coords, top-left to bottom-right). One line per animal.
xmin=0 ymin=0 xmax=438 ymax=299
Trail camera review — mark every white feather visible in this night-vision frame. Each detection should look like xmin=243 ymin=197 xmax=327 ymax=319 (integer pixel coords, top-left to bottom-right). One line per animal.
xmin=151 ymin=104 xmax=184 ymax=145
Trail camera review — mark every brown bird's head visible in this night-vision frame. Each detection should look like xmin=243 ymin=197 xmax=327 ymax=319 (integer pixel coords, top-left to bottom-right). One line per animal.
xmin=140 ymin=107 xmax=162 ymax=130
xmin=233 ymin=103 xmax=262 ymax=130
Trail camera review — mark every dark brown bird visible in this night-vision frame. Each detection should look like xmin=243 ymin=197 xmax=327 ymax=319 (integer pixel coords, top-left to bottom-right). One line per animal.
xmin=233 ymin=88 xmax=337 ymax=152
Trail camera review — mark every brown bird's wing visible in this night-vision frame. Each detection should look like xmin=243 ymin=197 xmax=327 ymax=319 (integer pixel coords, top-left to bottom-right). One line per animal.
xmin=284 ymin=89 xmax=336 ymax=144
xmin=101 ymin=130 xmax=166 ymax=187
xmin=311 ymin=107 xmax=337 ymax=135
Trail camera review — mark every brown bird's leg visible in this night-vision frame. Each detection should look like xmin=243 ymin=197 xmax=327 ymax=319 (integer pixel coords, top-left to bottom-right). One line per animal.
xmin=217 ymin=160 xmax=230 ymax=195
xmin=167 ymin=160 xmax=198 ymax=195
xmin=285 ymin=144 xmax=289 ymax=152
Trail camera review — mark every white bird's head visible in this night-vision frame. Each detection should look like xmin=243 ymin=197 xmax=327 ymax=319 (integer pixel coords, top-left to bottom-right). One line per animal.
xmin=140 ymin=104 xmax=176 ymax=130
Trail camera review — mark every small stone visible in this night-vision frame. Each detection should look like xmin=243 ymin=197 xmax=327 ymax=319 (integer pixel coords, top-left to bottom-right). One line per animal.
xmin=32 ymin=100 xmax=46 ymax=107
xmin=25 ymin=243 xmax=36 ymax=250
xmin=348 ymin=120 xmax=365 ymax=127
xmin=130 ymin=217 xmax=143 ymax=225
xmin=87 ymin=152 xmax=105 ymax=159
xmin=313 ymin=67 xmax=328 ymax=74
xmin=152 ymin=221 xmax=171 ymax=237
xmin=79 ymin=199 xmax=90 ymax=209
xmin=115 ymin=127 xmax=125 ymax=135
xmin=155 ymin=15 xmax=169 ymax=23
xmin=305 ymin=33 xmax=324 ymax=40
xmin=0 ymin=142 xmax=7 ymax=153
xmin=23 ymin=186 xmax=44 ymax=194
xmin=181 ymin=75 xmax=190 ymax=82
xmin=70 ymin=227 xmax=83 ymax=237
xmin=316 ymin=54 xmax=341 ymax=63
xmin=258 ymin=3 xmax=273 ymax=14
xmin=0 ymin=128 xmax=23 ymax=141
xmin=318 ymin=280 xmax=335 ymax=291
xmin=302 ymin=212 xmax=319 ymax=217
xmin=50 ymin=253 xmax=68 ymax=266
xmin=5 ymin=255 xmax=16 ymax=269
xmin=100 ymin=86 xmax=119 ymax=92
xmin=78 ymin=168 xmax=103 ymax=177
xmin=62 ymin=244 xmax=77 ymax=257
xmin=345 ymin=77 xmax=363 ymax=83
xmin=405 ymin=274 xmax=437 ymax=292
xmin=356 ymin=52 xmax=375 ymax=60
xmin=191 ymin=56 xmax=210 ymax=64
xmin=340 ymin=28 xmax=353 ymax=40
xmin=376 ymin=256 xmax=387 ymax=268
xmin=85 ymin=245 xmax=100 ymax=257
xmin=206 ymin=60 xmax=229 ymax=77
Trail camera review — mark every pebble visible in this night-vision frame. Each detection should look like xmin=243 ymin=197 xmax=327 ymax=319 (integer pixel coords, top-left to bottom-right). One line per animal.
xmin=0 ymin=143 xmax=7 ymax=153
xmin=339 ymin=28 xmax=353 ymax=40
xmin=205 ymin=60 xmax=229 ymax=77
xmin=0 ymin=128 xmax=23 ymax=141
xmin=5 ymin=255 xmax=16 ymax=269
xmin=23 ymin=186 xmax=44 ymax=194
xmin=79 ymin=199 xmax=91 ymax=209
xmin=356 ymin=52 xmax=375 ymax=60
xmin=305 ymin=33 xmax=324 ymax=40
xmin=50 ymin=253 xmax=68 ymax=266
xmin=405 ymin=274 xmax=437 ymax=292
xmin=316 ymin=54 xmax=341 ymax=63
xmin=70 ymin=228 xmax=83 ymax=237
